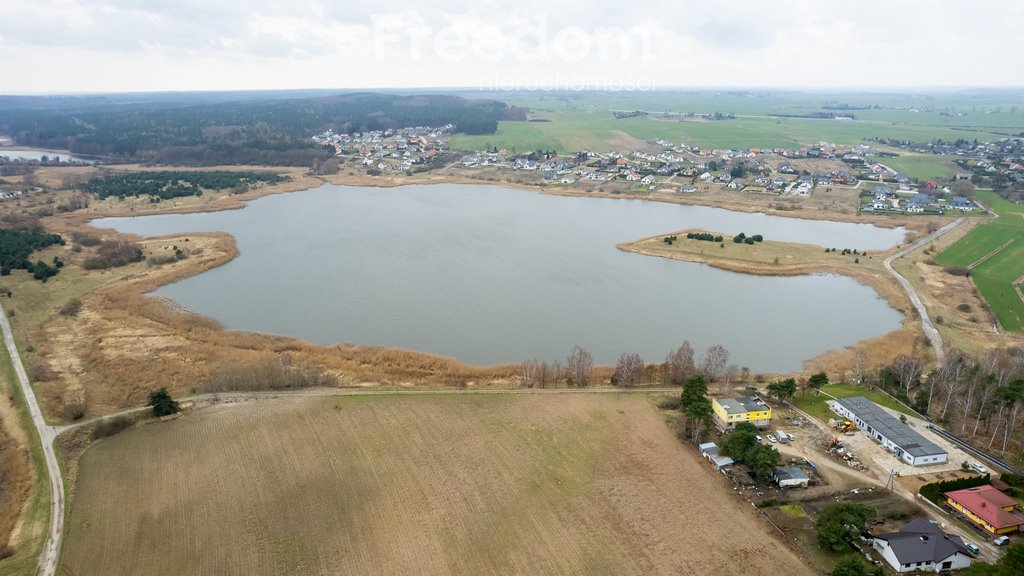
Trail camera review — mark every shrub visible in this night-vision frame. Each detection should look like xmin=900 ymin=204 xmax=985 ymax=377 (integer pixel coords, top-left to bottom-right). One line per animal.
xmin=920 ymin=474 xmax=990 ymax=505
xmin=59 ymin=298 xmax=82 ymax=317
xmin=71 ymin=231 xmax=101 ymax=247
xmin=657 ymin=396 xmax=682 ymax=410
xmin=146 ymin=253 xmax=178 ymax=267
xmin=91 ymin=416 xmax=132 ymax=439
xmin=944 ymin=266 xmax=971 ymax=277
xmin=957 ymin=303 xmax=972 ymax=313
xmin=0 ymin=545 xmax=15 ymax=560
xmin=27 ymin=364 xmax=54 ymax=382
xmin=202 ymin=358 xmax=337 ymax=392
xmin=83 ymin=240 xmax=144 ymax=270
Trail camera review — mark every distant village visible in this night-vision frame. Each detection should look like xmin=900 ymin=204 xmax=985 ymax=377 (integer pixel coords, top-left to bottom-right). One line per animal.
xmin=310 ymin=127 xmax=1024 ymax=216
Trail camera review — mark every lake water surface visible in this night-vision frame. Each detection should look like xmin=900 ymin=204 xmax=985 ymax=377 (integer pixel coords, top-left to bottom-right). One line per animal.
xmin=94 ymin=183 xmax=905 ymax=372
xmin=0 ymin=149 xmax=98 ymax=163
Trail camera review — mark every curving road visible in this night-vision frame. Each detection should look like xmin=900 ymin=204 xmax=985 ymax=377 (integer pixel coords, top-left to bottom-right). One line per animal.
xmin=0 ymin=301 xmax=64 ymax=576
xmin=883 ymin=218 xmax=965 ymax=364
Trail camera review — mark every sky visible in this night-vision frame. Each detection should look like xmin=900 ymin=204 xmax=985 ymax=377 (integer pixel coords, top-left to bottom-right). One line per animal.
xmin=3 ymin=0 xmax=1023 ymax=94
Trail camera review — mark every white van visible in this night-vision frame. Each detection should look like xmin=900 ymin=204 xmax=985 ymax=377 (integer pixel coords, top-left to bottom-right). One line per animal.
xmin=993 ymin=535 xmax=1010 ymax=546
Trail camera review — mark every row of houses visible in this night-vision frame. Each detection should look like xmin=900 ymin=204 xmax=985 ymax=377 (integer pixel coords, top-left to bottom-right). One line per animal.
xmin=865 ymin=187 xmax=976 ymax=214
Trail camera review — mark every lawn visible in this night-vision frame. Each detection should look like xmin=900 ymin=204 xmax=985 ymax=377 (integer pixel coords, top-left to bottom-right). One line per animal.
xmin=878 ymin=154 xmax=960 ymax=181
xmin=60 ymin=393 xmax=815 ymax=576
xmin=936 ymin=190 xmax=1024 ymax=331
xmin=793 ymin=384 xmax=918 ymax=424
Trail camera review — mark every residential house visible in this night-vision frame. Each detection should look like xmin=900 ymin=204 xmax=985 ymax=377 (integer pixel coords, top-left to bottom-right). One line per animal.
xmin=872 ymin=519 xmax=974 ymax=572
xmin=950 ymin=197 xmax=975 ymax=211
xmin=944 ymin=485 xmax=1024 ymax=535
xmin=679 ymin=184 xmax=698 ymax=193
xmin=711 ymin=396 xmax=772 ymax=431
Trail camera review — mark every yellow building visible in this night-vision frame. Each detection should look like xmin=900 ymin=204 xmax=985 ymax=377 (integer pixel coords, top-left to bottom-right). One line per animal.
xmin=712 ymin=396 xmax=772 ymax=431
xmin=944 ymin=485 xmax=1024 ymax=536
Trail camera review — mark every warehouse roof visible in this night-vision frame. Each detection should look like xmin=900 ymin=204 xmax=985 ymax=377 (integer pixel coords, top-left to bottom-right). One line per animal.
xmin=835 ymin=397 xmax=946 ymax=458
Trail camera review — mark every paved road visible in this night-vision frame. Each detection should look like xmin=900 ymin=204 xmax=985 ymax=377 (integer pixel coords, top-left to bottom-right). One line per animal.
xmin=883 ymin=218 xmax=965 ymax=363
xmin=0 ymin=302 xmax=64 ymax=576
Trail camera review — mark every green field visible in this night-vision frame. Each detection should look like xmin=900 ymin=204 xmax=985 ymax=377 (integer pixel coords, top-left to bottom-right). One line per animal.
xmin=878 ymin=154 xmax=961 ymax=181
xmin=936 ymin=190 xmax=1024 ymax=331
xmin=792 ymin=384 xmax=919 ymax=424
xmin=451 ymin=91 xmax=1024 ymax=153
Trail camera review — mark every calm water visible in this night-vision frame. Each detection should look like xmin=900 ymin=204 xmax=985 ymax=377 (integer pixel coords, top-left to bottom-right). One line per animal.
xmin=94 ymin=183 xmax=905 ymax=371
xmin=0 ymin=149 xmax=98 ymax=163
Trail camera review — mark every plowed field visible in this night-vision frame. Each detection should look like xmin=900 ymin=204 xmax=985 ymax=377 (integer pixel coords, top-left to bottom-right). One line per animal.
xmin=61 ymin=394 xmax=814 ymax=576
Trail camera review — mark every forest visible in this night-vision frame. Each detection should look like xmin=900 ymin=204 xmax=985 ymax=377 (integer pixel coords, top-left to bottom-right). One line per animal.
xmin=0 ymin=228 xmax=65 ymax=278
xmin=0 ymin=93 xmax=521 ymax=166
xmin=83 ymin=171 xmax=286 ymax=200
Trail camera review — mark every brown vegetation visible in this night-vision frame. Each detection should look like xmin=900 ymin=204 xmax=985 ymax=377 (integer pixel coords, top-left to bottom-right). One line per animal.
xmin=60 ymin=394 xmax=815 ymax=576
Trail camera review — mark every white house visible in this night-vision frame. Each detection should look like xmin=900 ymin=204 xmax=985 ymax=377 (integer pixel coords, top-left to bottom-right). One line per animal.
xmin=872 ymin=519 xmax=974 ymax=572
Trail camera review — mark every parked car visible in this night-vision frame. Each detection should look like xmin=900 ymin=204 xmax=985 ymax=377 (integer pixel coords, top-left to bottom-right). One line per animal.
xmin=993 ymin=536 xmax=1010 ymax=546
xmin=965 ymin=542 xmax=981 ymax=555
xmin=971 ymin=462 xmax=988 ymax=474
xmin=756 ymin=435 xmax=763 ymax=442
xmin=767 ymin=435 xmax=778 ymax=443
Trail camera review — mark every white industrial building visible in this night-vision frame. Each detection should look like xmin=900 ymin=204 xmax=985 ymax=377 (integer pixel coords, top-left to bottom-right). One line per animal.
xmin=833 ymin=397 xmax=948 ymax=467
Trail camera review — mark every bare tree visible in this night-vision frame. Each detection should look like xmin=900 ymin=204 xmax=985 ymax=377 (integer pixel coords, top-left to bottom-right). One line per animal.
xmin=520 ymin=359 xmax=541 ymax=388
xmin=665 ymin=341 xmax=695 ymax=386
xmin=700 ymin=344 xmax=729 ymax=383
xmin=930 ymin=348 xmax=969 ymax=417
xmin=851 ymin=350 xmax=867 ymax=385
xmin=614 ymin=353 xmax=645 ymax=388
xmin=891 ymin=355 xmax=924 ymax=395
xmin=969 ymin=376 xmax=995 ymax=435
xmin=567 ymin=345 xmax=593 ymax=388
xmin=720 ymin=364 xmax=739 ymax=394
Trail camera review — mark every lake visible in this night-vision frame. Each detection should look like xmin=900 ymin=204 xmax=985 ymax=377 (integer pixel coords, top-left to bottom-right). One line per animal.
xmin=0 ymin=148 xmax=98 ymax=163
xmin=94 ymin=183 xmax=906 ymax=372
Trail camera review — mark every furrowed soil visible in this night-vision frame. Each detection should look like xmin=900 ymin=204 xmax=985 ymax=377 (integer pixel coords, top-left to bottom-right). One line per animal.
xmin=60 ymin=394 xmax=814 ymax=576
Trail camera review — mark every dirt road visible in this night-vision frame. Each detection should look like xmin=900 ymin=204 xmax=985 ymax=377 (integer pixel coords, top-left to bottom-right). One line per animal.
xmin=884 ymin=218 xmax=965 ymax=363
xmin=0 ymin=301 xmax=64 ymax=576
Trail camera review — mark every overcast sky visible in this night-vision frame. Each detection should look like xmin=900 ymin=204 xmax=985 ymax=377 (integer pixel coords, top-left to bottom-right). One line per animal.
xmin=3 ymin=0 xmax=1023 ymax=94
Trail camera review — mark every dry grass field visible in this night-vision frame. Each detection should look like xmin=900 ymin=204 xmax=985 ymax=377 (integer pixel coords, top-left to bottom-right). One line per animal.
xmin=60 ymin=393 xmax=814 ymax=576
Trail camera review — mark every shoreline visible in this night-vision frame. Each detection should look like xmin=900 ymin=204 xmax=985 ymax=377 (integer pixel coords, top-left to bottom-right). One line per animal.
xmin=21 ymin=164 xmax=943 ymax=419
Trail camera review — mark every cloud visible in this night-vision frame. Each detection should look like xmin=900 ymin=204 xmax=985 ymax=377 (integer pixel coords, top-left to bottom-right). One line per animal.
xmin=2 ymin=0 xmax=1023 ymax=92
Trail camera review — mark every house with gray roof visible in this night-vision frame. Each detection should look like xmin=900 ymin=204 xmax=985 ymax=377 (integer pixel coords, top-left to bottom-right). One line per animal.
xmin=832 ymin=397 xmax=947 ymax=466
xmin=872 ymin=518 xmax=974 ymax=572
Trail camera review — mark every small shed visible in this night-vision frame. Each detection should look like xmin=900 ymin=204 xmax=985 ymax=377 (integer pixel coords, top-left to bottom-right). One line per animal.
xmin=774 ymin=466 xmax=809 ymax=488
xmin=698 ymin=442 xmax=734 ymax=470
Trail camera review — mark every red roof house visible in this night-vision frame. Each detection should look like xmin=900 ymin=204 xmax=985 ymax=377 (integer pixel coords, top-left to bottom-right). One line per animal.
xmin=944 ymin=485 xmax=1024 ymax=535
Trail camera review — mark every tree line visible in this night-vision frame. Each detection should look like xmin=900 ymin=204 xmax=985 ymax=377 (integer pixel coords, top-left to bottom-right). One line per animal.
xmin=83 ymin=171 xmax=286 ymax=200
xmin=0 ymin=93 xmax=518 ymax=165
xmin=851 ymin=347 xmax=1024 ymax=460
xmin=519 ymin=341 xmax=737 ymax=391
